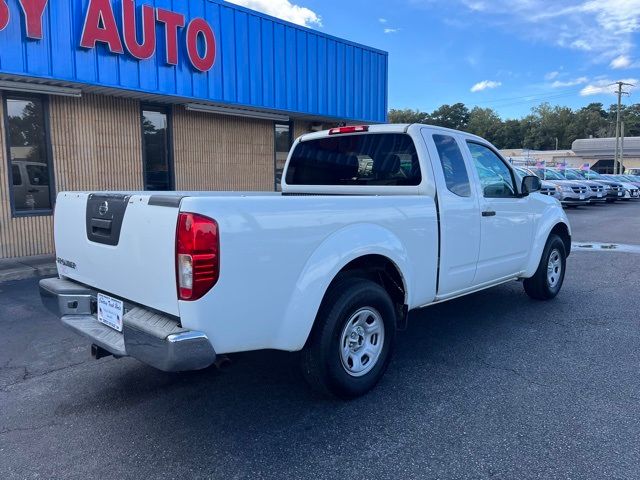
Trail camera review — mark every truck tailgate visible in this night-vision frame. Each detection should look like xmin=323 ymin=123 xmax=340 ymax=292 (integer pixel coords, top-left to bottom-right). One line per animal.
xmin=54 ymin=192 xmax=181 ymax=316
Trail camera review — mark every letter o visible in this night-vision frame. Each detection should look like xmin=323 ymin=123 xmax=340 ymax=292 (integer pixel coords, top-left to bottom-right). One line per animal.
xmin=186 ymin=18 xmax=216 ymax=72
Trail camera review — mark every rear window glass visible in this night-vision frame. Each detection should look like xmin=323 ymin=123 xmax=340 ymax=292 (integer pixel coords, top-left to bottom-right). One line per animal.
xmin=285 ymin=134 xmax=422 ymax=186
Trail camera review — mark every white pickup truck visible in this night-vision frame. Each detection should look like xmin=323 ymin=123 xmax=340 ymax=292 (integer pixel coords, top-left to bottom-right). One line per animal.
xmin=40 ymin=124 xmax=571 ymax=398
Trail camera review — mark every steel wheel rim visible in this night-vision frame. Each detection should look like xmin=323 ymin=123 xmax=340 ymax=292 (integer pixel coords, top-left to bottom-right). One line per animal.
xmin=547 ymin=249 xmax=562 ymax=288
xmin=339 ymin=307 xmax=385 ymax=378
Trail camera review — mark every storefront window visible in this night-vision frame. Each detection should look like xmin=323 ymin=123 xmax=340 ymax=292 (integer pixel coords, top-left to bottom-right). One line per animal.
xmin=274 ymin=122 xmax=292 ymax=191
xmin=142 ymin=106 xmax=173 ymax=191
xmin=3 ymin=94 xmax=54 ymax=214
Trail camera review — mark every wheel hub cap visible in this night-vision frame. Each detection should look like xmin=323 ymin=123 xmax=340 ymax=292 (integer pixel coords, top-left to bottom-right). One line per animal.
xmin=547 ymin=249 xmax=562 ymax=288
xmin=339 ymin=308 xmax=385 ymax=378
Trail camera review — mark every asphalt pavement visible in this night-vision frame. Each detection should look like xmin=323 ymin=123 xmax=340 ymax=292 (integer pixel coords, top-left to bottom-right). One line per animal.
xmin=1 ymin=202 xmax=639 ymax=480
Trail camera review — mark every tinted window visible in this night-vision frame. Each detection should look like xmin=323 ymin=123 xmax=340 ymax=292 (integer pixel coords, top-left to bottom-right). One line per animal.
xmin=274 ymin=123 xmax=291 ymax=191
xmin=468 ymin=142 xmax=516 ymax=198
xmin=286 ymin=134 xmax=421 ymax=186
xmin=535 ymin=169 xmax=563 ymax=180
xmin=433 ymin=134 xmax=470 ymax=197
xmin=4 ymin=96 xmax=53 ymax=212
xmin=563 ymin=170 xmax=582 ymax=180
xmin=142 ymin=107 xmax=173 ymax=191
xmin=12 ymin=164 xmax=21 ymax=186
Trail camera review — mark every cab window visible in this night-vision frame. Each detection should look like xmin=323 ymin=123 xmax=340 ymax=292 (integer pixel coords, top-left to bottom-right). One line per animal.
xmin=433 ymin=134 xmax=471 ymax=197
xmin=467 ymin=142 xmax=517 ymax=198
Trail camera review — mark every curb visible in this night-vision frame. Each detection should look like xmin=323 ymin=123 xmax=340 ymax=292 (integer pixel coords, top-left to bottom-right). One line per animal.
xmin=0 ymin=265 xmax=58 ymax=283
xmin=0 ymin=257 xmax=58 ymax=283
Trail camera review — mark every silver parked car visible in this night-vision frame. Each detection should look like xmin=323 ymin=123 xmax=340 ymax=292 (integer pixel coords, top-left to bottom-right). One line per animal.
xmin=570 ymin=169 xmax=625 ymax=202
xmin=515 ymin=167 xmax=560 ymax=200
xmin=532 ymin=168 xmax=590 ymax=207
xmin=556 ymin=169 xmax=608 ymax=204
xmin=602 ymin=175 xmax=640 ymax=200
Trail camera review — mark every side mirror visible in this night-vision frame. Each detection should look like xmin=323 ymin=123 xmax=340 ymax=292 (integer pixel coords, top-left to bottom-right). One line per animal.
xmin=521 ymin=175 xmax=541 ymax=195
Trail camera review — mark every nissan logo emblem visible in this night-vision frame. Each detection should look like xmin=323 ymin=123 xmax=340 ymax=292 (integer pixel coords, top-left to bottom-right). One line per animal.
xmin=98 ymin=201 xmax=109 ymax=216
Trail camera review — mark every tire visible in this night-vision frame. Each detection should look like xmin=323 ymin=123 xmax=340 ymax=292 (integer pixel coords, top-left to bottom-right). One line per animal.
xmin=523 ymin=234 xmax=567 ymax=301
xmin=301 ymin=277 xmax=397 ymax=399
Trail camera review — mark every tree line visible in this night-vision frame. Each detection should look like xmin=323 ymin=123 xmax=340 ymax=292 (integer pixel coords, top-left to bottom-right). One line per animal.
xmin=388 ymin=102 xmax=640 ymax=150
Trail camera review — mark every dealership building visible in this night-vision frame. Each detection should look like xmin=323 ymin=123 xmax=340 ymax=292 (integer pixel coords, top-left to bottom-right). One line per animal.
xmin=0 ymin=0 xmax=388 ymax=259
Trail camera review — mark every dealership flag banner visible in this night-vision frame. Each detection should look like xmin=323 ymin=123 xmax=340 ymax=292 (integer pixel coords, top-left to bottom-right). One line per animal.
xmin=581 ymin=163 xmax=590 ymax=171
xmin=558 ymin=162 xmax=567 ymax=171
xmin=535 ymin=161 xmax=545 ymax=169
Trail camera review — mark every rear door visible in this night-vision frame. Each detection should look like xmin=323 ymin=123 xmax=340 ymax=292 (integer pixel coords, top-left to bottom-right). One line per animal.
xmin=54 ymin=192 xmax=183 ymax=315
xmin=422 ymin=129 xmax=481 ymax=297
xmin=464 ymin=141 xmax=533 ymax=284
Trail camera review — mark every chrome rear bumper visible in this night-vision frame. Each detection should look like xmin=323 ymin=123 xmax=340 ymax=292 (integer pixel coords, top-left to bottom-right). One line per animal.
xmin=39 ymin=278 xmax=216 ymax=372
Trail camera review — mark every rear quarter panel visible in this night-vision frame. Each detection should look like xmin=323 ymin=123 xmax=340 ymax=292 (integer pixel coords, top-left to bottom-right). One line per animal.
xmin=177 ymin=195 xmax=438 ymax=354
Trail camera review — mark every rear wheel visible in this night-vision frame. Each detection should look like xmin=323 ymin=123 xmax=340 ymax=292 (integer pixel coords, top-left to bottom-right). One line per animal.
xmin=301 ymin=278 xmax=396 ymax=399
xmin=524 ymin=234 xmax=566 ymax=300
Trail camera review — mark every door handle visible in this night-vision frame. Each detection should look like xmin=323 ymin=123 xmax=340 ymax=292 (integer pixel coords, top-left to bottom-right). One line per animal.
xmin=482 ymin=210 xmax=496 ymax=217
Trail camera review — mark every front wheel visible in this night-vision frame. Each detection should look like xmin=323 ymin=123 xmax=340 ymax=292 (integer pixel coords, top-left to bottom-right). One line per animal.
xmin=523 ymin=234 xmax=567 ymax=300
xmin=300 ymin=278 xmax=397 ymax=399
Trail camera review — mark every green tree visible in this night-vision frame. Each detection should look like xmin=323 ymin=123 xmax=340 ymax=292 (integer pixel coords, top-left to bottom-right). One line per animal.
xmin=387 ymin=101 xmax=640 ymax=150
xmin=620 ymin=104 xmax=640 ymax=137
xmin=427 ymin=103 xmax=470 ymax=130
xmin=388 ymin=108 xmax=428 ymax=124
xmin=495 ymin=119 xmax=524 ymax=149
xmin=467 ymin=107 xmax=503 ymax=144
xmin=567 ymin=103 xmax=609 ymax=141
xmin=521 ymin=103 xmax=575 ymax=150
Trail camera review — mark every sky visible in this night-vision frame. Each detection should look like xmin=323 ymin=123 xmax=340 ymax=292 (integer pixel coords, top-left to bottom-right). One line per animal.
xmin=226 ymin=0 xmax=640 ymax=120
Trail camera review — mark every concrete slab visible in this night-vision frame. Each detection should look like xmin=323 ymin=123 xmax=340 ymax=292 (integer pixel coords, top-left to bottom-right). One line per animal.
xmin=0 ymin=254 xmax=57 ymax=282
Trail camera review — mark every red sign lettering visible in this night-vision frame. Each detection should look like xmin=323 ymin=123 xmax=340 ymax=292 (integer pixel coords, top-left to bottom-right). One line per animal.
xmin=6 ymin=0 xmax=216 ymax=72
xmin=186 ymin=18 xmax=216 ymax=72
xmin=0 ymin=0 xmax=9 ymax=32
xmin=18 ymin=0 xmax=48 ymax=39
xmin=122 ymin=0 xmax=155 ymax=60
xmin=156 ymin=8 xmax=185 ymax=66
xmin=80 ymin=0 xmax=124 ymax=54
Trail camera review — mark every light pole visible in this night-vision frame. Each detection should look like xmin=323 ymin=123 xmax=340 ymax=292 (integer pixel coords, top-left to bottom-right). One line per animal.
xmin=611 ymin=81 xmax=633 ymax=174
xmin=621 ymin=121 xmax=625 ymax=174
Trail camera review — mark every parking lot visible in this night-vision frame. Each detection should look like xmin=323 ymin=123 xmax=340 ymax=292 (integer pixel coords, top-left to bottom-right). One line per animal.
xmin=1 ymin=202 xmax=639 ymax=480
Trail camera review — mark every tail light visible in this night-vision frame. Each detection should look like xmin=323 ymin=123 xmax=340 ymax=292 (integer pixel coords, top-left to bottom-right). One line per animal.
xmin=329 ymin=125 xmax=369 ymax=135
xmin=176 ymin=213 xmax=219 ymax=301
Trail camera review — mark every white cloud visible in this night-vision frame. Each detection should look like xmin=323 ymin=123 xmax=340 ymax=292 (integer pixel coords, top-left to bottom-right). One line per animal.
xmin=470 ymin=80 xmax=502 ymax=92
xmin=545 ymin=71 xmax=560 ymax=81
xmin=384 ymin=28 xmax=401 ymax=34
xmin=465 ymin=1 xmax=488 ymax=11
xmin=580 ymin=78 xmax=638 ymax=96
xmin=379 ymin=18 xmax=388 ymax=24
xmin=465 ymin=54 xmax=480 ymax=67
xmin=414 ymin=0 xmax=640 ymax=62
xmin=551 ymin=77 xmax=588 ymax=88
xmin=226 ymin=0 xmax=321 ymax=27
xmin=610 ymin=55 xmax=632 ymax=69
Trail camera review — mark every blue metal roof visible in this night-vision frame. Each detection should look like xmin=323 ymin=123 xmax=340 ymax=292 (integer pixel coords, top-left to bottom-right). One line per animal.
xmin=0 ymin=0 xmax=388 ymax=122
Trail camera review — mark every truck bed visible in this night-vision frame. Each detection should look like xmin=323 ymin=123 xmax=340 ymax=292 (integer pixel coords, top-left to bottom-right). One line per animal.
xmin=53 ymin=191 xmax=438 ymax=354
